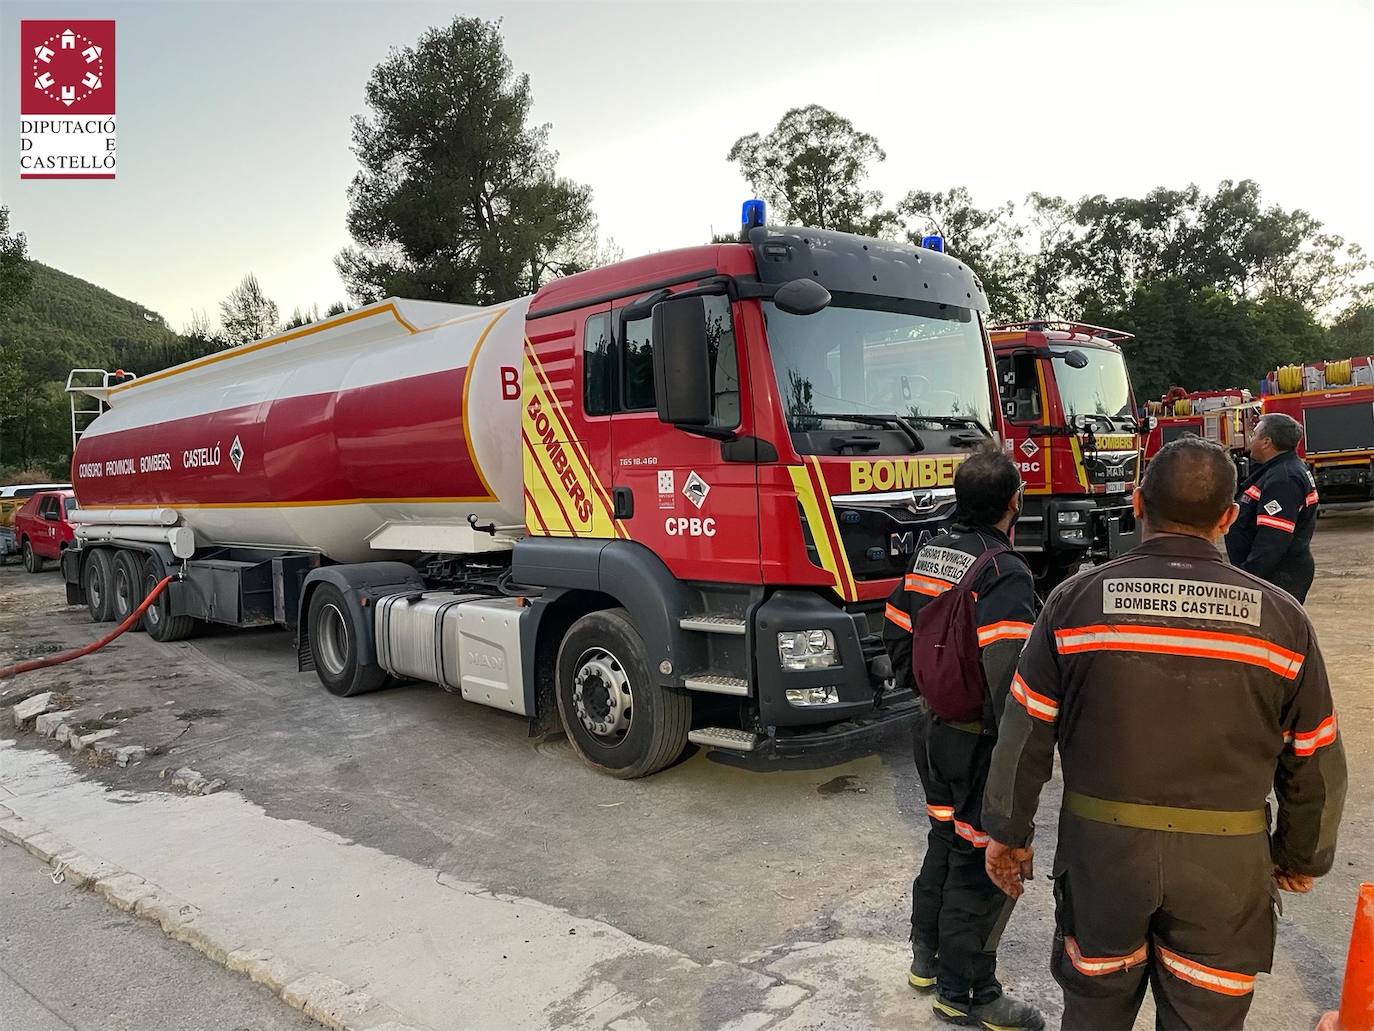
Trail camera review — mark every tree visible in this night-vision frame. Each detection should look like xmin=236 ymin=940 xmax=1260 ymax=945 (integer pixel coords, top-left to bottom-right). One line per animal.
xmin=284 ymin=304 xmax=320 ymax=330
xmin=337 ymin=17 xmax=597 ymax=305
xmin=897 ymin=187 xmax=1027 ymax=319
xmin=325 ymin=301 xmax=348 ymax=317
xmin=727 ymin=105 xmax=889 ymax=234
xmin=219 ymin=274 xmax=280 ymax=344
xmin=1326 ymin=303 xmax=1374 ymax=359
xmin=0 ymin=207 xmax=31 ymax=319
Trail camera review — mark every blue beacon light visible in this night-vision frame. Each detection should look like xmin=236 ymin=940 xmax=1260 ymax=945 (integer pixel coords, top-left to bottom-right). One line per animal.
xmin=920 ymin=234 xmax=945 ymax=253
xmin=741 ymin=199 xmax=767 ymax=230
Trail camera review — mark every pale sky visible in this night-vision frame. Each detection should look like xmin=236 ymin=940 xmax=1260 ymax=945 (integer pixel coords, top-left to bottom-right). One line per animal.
xmin=2 ymin=0 xmax=1371 ymax=330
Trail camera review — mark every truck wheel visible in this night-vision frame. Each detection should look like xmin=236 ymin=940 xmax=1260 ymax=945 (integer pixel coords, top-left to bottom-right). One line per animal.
xmin=555 ymin=608 xmax=691 ymax=779
xmin=111 ymin=550 xmax=147 ymax=631
xmin=22 ymin=540 xmax=43 ymax=573
xmin=140 ymin=555 xmax=196 ymax=642
xmin=308 ymin=583 xmax=387 ymax=697
xmin=83 ymin=549 xmax=116 ymax=622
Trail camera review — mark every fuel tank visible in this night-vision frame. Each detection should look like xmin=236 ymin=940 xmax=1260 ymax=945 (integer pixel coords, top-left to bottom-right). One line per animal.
xmin=71 ymin=297 xmax=530 ymax=561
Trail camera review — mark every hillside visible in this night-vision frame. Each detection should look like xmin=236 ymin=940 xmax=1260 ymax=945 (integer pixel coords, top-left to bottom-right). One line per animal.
xmin=0 ymin=263 xmax=212 ymax=475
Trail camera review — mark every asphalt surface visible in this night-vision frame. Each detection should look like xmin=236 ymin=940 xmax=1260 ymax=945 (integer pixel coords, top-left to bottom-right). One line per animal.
xmin=0 ymin=507 xmax=1370 ymax=1029
xmin=0 ymin=839 xmax=315 ymax=1031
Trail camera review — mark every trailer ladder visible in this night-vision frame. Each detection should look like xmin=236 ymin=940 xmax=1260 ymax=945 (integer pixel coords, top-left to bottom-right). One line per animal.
xmin=65 ymin=368 xmax=135 ymax=451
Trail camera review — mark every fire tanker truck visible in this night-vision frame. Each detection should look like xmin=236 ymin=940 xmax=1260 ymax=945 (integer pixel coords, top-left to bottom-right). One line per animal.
xmin=62 ymin=206 xmax=1003 ymax=777
xmin=1142 ymin=387 xmax=1261 ymax=470
xmin=1261 ymin=356 xmax=1374 ymax=504
xmin=987 ymin=321 xmax=1142 ymax=585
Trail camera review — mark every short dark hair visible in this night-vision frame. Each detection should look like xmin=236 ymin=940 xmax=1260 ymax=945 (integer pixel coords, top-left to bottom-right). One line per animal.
xmin=1140 ymin=437 xmax=1237 ymax=531
xmin=1257 ymin=413 xmax=1302 ymax=452
xmin=955 ymin=444 xmax=1022 ymax=526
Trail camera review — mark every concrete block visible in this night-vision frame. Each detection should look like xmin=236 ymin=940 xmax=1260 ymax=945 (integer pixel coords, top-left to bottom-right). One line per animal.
xmin=94 ymin=871 xmax=156 ymax=912
xmin=55 ymin=722 xmax=77 ymax=745
xmin=72 ymin=727 xmax=119 ymax=752
xmin=281 ymin=972 xmax=376 ymax=1031
xmin=168 ymin=767 xmax=226 ymax=795
xmin=93 ymin=738 xmax=122 ymax=761
xmin=115 ymin=745 xmax=147 ymax=767
xmin=134 ymin=891 xmax=200 ymax=933
xmin=12 ymin=691 xmax=58 ymax=725
xmin=226 ymin=948 xmax=306 ymax=994
xmin=34 ymin=709 xmax=77 ymax=738
xmin=0 ymin=815 xmax=27 ymax=845
xmin=57 ymin=851 xmax=125 ymax=890
xmin=21 ymin=830 xmax=74 ymax=863
xmin=169 ymin=914 xmax=243 ymax=966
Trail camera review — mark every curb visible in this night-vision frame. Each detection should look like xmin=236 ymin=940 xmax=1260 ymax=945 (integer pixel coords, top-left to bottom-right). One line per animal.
xmin=0 ymin=803 xmax=432 ymax=1031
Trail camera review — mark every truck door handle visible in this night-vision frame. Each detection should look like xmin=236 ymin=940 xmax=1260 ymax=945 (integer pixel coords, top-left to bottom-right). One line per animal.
xmin=613 ymin=487 xmax=634 ymax=519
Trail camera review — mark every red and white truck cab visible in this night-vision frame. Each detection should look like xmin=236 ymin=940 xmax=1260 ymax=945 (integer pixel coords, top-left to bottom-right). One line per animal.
xmin=988 ymin=321 xmax=1142 ymax=585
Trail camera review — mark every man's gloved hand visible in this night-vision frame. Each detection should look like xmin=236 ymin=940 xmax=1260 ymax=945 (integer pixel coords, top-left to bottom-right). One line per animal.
xmin=1274 ymin=867 xmax=1314 ymax=893
xmin=986 ymin=839 xmax=1035 ymax=899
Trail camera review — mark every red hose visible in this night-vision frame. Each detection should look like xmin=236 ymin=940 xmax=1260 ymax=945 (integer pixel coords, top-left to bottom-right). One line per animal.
xmin=0 ymin=575 xmax=176 ymax=679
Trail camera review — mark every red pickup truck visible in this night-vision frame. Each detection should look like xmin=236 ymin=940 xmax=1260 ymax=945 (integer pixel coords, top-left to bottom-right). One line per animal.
xmin=14 ymin=488 xmax=77 ymax=573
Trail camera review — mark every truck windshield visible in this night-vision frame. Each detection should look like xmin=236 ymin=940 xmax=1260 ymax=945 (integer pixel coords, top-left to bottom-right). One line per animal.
xmin=764 ymin=294 xmax=993 ymax=450
xmin=1057 ymin=348 xmax=1133 ymax=431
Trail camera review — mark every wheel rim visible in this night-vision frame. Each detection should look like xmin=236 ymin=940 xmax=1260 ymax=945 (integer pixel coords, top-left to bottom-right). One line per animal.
xmin=144 ymin=573 xmax=161 ymax=627
xmin=24 ymin=544 xmax=34 ymax=570
xmin=315 ymin=603 xmax=350 ymax=677
xmin=87 ymin=565 xmax=103 ymax=612
xmin=113 ymin=567 xmax=131 ymax=614
xmin=571 ymin=647 xmax=632 ymax=743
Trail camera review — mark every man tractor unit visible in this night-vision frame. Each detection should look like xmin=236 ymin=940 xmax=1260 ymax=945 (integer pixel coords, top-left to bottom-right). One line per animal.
xmin=987 ymin=321 xmax=1142 ymax=585
xmin=62 ymin=207 xmax=1003 ymax=778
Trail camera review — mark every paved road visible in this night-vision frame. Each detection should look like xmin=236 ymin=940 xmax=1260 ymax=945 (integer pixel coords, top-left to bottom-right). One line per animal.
xmin=0 ymin=839 xmax=315 ymax=1031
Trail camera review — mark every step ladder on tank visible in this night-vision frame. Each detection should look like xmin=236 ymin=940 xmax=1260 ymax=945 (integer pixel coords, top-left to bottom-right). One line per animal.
xmin=65 ymin=368 xmax=135 ymax=451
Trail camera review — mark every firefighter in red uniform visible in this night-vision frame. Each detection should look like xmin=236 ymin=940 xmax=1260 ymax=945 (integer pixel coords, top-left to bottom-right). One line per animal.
xmin=884 ymin=446 xmax=1044 ymax=1031
xmin=1226 ymin=413 xmax=1319 ymax=602
xmin=983 ymin=437 xmax=1347 ymax=1031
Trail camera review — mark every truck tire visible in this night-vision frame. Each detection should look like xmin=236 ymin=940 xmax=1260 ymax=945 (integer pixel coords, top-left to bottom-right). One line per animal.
xmin=140 ymin=554 xmax=196 ymax=642
xmin=555 ymin=608 xmax=691 ymax=779
xmin=307 ymin=583 xmax=387 ymax=697
xmin=21 ymin=539 xmax=43 ymax=574
xmin=83 ymin=549 xmax=116 ymax=622
xmin=111 ymin=550 xmax=147 ymax=631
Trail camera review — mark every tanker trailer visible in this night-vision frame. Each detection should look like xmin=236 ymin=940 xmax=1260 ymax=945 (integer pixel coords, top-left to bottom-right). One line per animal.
xmin=63 ymin=211 xmax=999 ymax=777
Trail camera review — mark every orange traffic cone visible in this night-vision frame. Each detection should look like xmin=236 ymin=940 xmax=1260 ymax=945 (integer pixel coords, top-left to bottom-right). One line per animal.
xmin=1317 ymin=882 xmax=1374 ymax=1031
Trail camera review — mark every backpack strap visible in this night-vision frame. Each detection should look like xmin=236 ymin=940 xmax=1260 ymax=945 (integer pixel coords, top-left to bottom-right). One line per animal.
xmin=957 ymin=543 xmax=1014 ymax=588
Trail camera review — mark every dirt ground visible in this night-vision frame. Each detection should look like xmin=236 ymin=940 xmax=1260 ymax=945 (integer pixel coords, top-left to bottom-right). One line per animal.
xmin=1 ymin=509 xmax=1371 ymax=1029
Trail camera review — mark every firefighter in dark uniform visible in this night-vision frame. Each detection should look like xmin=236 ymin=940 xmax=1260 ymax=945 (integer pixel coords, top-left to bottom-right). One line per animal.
xmin=884 ymin=446 xmax=1044 ymax=1031
xmin=1226 ymin=412 xmax=1320 ymax=601
xmin=982 ymin=437 xmax=1347 ymax=1031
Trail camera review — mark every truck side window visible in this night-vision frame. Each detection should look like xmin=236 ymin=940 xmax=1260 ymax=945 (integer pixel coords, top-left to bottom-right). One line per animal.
xmin=997 ymin=354 xmax=1041 ymax=422
xmin=583 ymin=314 xmax=613 ymax=416
xmin=620 ymin=295 xmax=740 ymax=429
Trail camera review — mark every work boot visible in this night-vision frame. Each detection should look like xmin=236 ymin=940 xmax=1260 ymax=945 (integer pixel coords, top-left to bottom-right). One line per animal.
xmin=907 ymin=942 xmax=937 ymax=991
xmin=932 ymin=991 xmax=1045 ymax=1031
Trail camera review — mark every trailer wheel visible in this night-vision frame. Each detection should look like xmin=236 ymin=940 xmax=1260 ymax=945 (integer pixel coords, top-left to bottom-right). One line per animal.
xmin=140 ymin=555 xmax=196 ymax=642
xmin=555 ymin=608 xmax=691 ymax=779
xmin=307 ymin=583 xmax=387 ymax=697
xmin=83 ymin=549 xmax=116 ymax=622
xmin=111 ymin=550 xmax=147 ymax=631
xmin=22 ymin=539 xmax=44 ymax=573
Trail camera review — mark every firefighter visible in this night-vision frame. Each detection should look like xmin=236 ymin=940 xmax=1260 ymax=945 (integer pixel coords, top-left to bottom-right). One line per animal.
xmin=884 ymin=445 xmax=1044 ymax=1031
xmin=1226 ymin=412 xmax=1319 ymax=601
xmin=983 ymin=437 xmax=1346 ymax=1031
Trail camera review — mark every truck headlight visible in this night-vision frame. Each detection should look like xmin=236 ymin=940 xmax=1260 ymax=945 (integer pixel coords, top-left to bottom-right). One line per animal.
xmin=786 ymin=686 xmax=840 ymax=706
xmin=1059 ymin=527 xmax=1087 ymax=543
xmin=1057 ymin=510 xmax=1086 ymax=525
xmin=778 ymin=629 xmax=838 ymax=670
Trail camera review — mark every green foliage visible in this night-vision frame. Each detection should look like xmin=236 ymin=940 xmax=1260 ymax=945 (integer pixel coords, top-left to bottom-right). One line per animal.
xmin=0 ymin=207 xmax=32 ymax=319
xmin=220 ymin=273 xmax=280 ymax=344
xmin=728 ymin=105 xmax=890 ymax=235
xmin=337 ymin=16 xmax=596 ymax=305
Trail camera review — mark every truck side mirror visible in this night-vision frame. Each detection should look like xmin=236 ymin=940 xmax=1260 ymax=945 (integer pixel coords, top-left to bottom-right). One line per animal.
xmin=651 ymin=295 xmax=712 ymax=427
xmin=773 ymin=278 xmax=831 ymax=316
xmin=1059 ymin=349 xmax=1090 ymax=369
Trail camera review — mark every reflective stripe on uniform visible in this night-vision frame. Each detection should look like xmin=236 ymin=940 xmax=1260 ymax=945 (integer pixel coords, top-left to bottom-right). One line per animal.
xmin=1256 ymin=514 xmax=1296 ymax=532
xmin=1285 ymin=713 xmax=1339 ymax=756
xmin=1243 ymin=485 xmax=1262 ymax=500
xmin=1155 ymin=945 xmax=1256 ymax=996
xmin=885 ymin=602 xmax=912 ymax=632
xmin=1305 ymin=490 xmax=1319 ymax=507
xmin=1063 ymin=936 xmax=1148 ymax=977
xmin=977 ymin=620 xmax=1033 ymax=646
xmin=905 ymin=573 xmax=953 ymax=597
xmin=926 ymin=804 xmax=954 ymax=821
xmin=954 ymin=819 xmax=989 ymax=847
xmin=1054 ymin=624 xmax=1305 ymax=680
xmin=1010 ymin=672 xmax=1059 ymax=723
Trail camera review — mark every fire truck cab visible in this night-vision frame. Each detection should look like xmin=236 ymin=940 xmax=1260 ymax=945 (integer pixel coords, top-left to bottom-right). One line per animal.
xmin=989 ymin=321 xmax=1141 ymax=585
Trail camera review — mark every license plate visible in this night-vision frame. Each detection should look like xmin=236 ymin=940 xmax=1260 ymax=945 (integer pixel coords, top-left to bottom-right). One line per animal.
xmin=1107 ymin=480 xmax=1126 ymax=494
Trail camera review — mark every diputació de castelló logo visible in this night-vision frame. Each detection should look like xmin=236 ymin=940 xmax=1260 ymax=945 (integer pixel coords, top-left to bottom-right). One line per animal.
xmin=19 ymin=21 xmax=117 ymax=180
